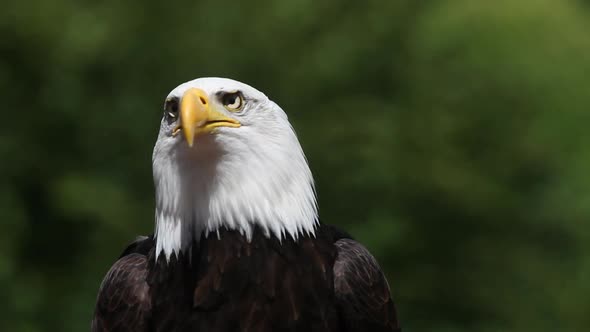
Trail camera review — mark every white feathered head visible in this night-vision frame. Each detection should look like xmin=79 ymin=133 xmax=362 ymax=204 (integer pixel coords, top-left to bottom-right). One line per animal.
xmin=152 ymin=78 xmax=318 ymax=260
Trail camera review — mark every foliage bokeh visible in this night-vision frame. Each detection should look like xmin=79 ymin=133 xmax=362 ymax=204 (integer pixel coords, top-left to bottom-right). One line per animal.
xmin=2 ymin=0 xmax=590 ymax=331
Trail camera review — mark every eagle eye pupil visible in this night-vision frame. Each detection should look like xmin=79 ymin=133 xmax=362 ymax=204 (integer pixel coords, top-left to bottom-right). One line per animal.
xmin=222 ymin=92 xmax=243 ymax=111
xmin=164 ymin=98 xmax=180 ymax=123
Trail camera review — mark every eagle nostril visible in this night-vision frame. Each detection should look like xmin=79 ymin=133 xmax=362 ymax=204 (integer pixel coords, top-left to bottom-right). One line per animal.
xmin=199 ymin=97 xmax=207 ymax=105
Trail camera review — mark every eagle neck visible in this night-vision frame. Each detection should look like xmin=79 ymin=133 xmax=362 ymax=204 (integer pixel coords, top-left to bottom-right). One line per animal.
xmin=152 ymin=129 xmax=318 ymax=261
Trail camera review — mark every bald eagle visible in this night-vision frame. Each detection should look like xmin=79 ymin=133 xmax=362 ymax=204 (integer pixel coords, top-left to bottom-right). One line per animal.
xmin=92 ymin=78 xmax=400 ymax=332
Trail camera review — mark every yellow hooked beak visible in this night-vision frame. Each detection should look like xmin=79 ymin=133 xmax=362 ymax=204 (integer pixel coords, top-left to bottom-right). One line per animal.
xmin=174 ymin=88 xmax=241 ymax=147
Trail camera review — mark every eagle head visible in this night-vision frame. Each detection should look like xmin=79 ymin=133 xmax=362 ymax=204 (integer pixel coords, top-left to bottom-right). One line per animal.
xmin=152 ymin=78 xmax=318 ymax=260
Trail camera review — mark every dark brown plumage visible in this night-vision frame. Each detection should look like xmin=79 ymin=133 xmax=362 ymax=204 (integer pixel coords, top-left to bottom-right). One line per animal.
xmin=92 ymin=224 xmax=400 ymax=332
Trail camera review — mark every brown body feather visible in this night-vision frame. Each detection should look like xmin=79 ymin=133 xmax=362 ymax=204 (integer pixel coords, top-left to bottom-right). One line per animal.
xmin=92 ymin=224 xmax=400 ymax=332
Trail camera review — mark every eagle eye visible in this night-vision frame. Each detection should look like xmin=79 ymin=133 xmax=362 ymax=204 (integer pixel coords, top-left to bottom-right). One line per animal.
xmin=164 ymin=97 xmax=179 ymax=123
xmin=221 ymin=92 xmax=243 ymax=112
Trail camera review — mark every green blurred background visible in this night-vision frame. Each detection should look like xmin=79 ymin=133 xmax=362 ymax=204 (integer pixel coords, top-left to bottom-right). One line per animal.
xmin=2 ymin=0 xmax=590 ymax=331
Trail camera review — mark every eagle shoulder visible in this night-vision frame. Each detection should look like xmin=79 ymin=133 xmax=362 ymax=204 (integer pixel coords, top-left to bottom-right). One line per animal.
xmin=91 ymin=236 xmax=154 ymax=332
xmin=333 ymin=237 xmax=400 ymax=332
